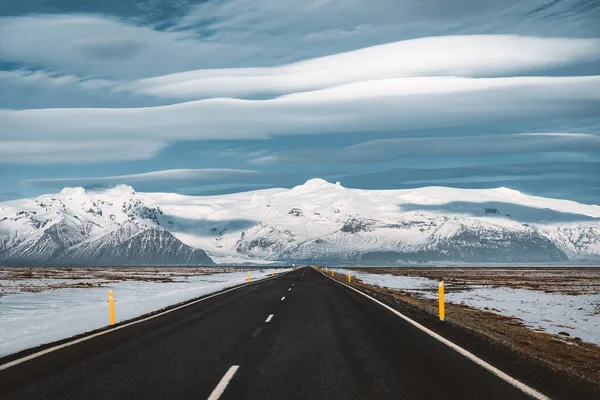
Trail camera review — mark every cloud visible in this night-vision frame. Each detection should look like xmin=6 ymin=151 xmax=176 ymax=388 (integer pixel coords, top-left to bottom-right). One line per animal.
xmin=1 ymin=75 xmax=600 ymax=163
xmin=122 ymin=35 xmax=600 ymax=100
xmin=2 ymin=1 xmax=599 ymax=204
xmin=0 ymin=69 xmax=168 ymax=109
xmin=251 ymin=133 xmax=600 ymax=164
xmin=0 ymin=140 xmax=166 ymax=164
xmin=77 ymin=36 xmax=146 ymax=60
xmin=0 ymin=14 xmax=233 ymax=79
xmin=337 ymin=161 xmax=600 ymax=188
xmin=22 ymin=168 xmax=262 ymax=191
xmin=0 ymin=70 xmax=84 ymax=87
xmin=6 ymin=33 xmax=600 ymax=109
xmin=2 ymin=0 xmax=599 ymax=82
xmin=179 ymin=0 xmax=600 ymax=58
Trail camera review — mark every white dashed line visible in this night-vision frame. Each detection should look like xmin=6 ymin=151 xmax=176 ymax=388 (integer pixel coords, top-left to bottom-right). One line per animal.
xmin=0 ymin=270 xmax=294 ymax=372
xmin=207 ymin=365 xmax=239 ymax=400
xmin=288 ymin=288 xmax=292 ymax=291
xmin=265 ymin=314 xmax=274 ymax=323
xmin=281 ymin=296 xmax=286 ymax=301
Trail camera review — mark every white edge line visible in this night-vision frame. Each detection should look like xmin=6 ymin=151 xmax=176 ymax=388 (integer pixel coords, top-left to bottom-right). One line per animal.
xmin=321 ymin=271 xmax=550 ymax=400
xmin=207 ymin=365 xmax=240 ymax=400
xmin=265 ymin=314 xmax=274 ymax=323
xmin=0 ymin=270 xmax=293 ymax=372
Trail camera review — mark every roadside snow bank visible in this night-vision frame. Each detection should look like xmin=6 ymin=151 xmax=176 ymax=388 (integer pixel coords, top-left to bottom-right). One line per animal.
xmin=337 ymin=269 xmax=600 ymax=346
xmin=0 ymin=269 xmax=284 ymax=358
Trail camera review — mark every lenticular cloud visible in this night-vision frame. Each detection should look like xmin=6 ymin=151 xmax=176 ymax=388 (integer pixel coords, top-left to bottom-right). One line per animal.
xmin=126 ymin=35 xmax=600 ymax=100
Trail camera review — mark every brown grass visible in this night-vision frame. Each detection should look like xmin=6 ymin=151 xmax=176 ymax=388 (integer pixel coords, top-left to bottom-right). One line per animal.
xmin=0 ymin=266 xmax=255 ymax=296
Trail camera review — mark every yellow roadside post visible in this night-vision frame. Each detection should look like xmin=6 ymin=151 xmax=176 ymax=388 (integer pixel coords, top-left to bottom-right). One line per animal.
xmin=439 ymin=280 xmax=445 ymax=321
xmin=248 ymin=271 xmax=251 ymax=283
xmin=348 ymin=272 xmax=351 ymax=283
xmin=331 ymin=270 xmax=334 ymax=277
xmin=108 ymin=290 xmax=115 ymax=325
xmin=272 ymin=269 xmax=274 ymax=277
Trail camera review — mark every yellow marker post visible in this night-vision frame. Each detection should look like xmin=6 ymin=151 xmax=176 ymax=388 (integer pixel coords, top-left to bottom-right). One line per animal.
xmin=108 ymin=290 xmax=115 ymax=325
xmin=331 ymin=270 xmax=334 ymax=277
xmin=348 ymin=272 xmax=351 ymax=283
xmin=248 ymin=271 xmax=251 ymax=283
xmin=438 ymin=280 xmax=445 ymax=321
xmin=272 ymin=269 xmax=274 ymax=277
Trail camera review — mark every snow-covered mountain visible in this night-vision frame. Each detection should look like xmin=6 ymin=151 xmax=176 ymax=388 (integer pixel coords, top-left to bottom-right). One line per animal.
xmin=0 ymin=186 xmax=214 ymax=266
xmin=1 ymin=179 xmax=599 ymax=266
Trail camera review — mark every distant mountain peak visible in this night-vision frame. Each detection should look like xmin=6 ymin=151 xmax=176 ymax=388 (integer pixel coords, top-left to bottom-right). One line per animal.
xmin=97 ymin=184 xmax=136 ymax=196
xmin=293 ymin=178 xmax=345 ymax=191
xmin=60 ymin=187 xmax=88 ymax=196
xmin=0 ymin=186 xmax=213 ymax=266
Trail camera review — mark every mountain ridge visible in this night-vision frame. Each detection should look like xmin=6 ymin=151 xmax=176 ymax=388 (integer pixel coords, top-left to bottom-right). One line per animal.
xmin=1 ymin=180 xmax=599 ymax=266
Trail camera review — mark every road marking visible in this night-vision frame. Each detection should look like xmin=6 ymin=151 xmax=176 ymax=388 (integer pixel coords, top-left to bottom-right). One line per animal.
xmin=281 ymin=296 xmax=286 ymax=301
xmin=265 ymin=314 xmax=274 ymax=323
xmin=0 ymin=271 xmax=293 ymax=372
xmin=251 ymin=327 xmax=262 ymax=338
xmin=207 ymin=365 xmax=239 ymax=400
xmin=288 ymin=288 xmax=292 ymax=291
xmin=322 ymin=272 xmax=550 ymax=400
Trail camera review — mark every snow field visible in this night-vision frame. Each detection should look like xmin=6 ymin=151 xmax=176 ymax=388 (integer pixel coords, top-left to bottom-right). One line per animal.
xmin=0 ymin=269 xmax=287 ymax=357
xmin=335 ymin=269 xmax=600 ymax=346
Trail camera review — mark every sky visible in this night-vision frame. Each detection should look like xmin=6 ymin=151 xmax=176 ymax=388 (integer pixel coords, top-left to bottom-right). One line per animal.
xmin=1 ymin=0 xmax=599 ymax=204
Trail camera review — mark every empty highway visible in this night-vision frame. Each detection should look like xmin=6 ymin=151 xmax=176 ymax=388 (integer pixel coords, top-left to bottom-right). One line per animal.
xmin=1 ymin=267 xmax=597 ymax=399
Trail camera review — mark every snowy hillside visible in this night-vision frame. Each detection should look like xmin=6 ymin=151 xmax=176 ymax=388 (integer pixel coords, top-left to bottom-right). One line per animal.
xmin=0 ymin=186 xmax=214 ymax=266
xmin=1 ymin=179 xmax=599 ymax=265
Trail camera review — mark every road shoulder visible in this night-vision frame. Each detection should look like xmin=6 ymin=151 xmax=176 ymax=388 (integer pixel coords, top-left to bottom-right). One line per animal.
xmin=324 ymin=270 xmax=600 ymax=400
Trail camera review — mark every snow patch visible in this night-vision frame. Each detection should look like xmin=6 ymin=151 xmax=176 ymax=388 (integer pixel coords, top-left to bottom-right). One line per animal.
xmin=338 ymin=269 xmax=600 ymax=345
xmin=0 ymin=269 xmax=287 ymax=357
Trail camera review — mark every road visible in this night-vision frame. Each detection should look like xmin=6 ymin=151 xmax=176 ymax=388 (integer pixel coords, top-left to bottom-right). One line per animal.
xmin=0 ymin=267 xmax=579 ymax=399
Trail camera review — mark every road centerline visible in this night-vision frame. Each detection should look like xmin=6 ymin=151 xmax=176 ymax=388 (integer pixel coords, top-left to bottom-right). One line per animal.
xmin=265 ymin=314 xmax=274 ymax=323
xmin=281 ymin=296 xmax=285 ymax=301
xmin=207 ymin=365 xmax=239 ymax=400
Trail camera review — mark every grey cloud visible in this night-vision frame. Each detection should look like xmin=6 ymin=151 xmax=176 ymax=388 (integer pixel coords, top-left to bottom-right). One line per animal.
xmin=252 ymin=133 xmax=600 ymax=164
xmin=3 ymin=75 xmax=598 ymax=164
xmin=0 ymin=140 xmax=166 ymax=164
xmin=336 ymin=161 xmax=600 ymax=188
xmin=77 ymin=37 xmax=146 ymax=60
xmin=2 ymin=0 xmax=599 ymax=82
xmin=22 ymin=168 xmax=263 ymax=191
xmin=0 ymin=14 xmax=236 ymax=79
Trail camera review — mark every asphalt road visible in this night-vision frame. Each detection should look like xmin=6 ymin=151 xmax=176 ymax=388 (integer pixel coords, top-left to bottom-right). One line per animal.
xmin=0 ymin=267 xmax=569 ymax=399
